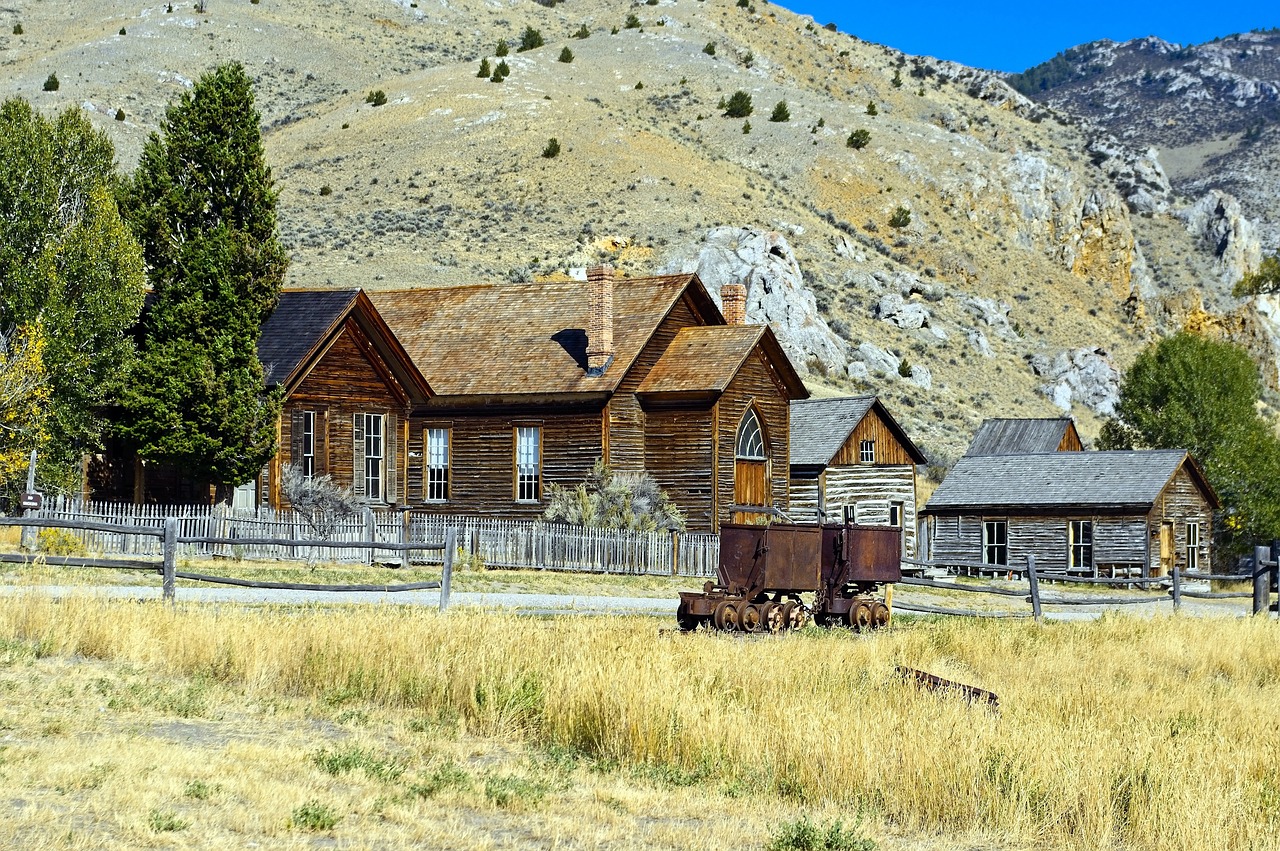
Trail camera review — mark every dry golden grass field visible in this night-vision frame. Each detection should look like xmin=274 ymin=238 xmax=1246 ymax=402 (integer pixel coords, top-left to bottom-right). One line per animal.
xmin=0 ymin=587 xmax=1277 ymax=850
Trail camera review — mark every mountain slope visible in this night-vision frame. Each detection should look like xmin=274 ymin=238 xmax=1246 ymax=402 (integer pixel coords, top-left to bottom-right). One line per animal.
xmin=3 ymin=0 xmax=1266 ymax=464
xmin=1010 ymin=30 xmax=1280 ymax=251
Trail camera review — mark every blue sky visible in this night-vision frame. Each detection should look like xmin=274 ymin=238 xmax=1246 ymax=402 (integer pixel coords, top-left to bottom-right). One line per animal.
xmin=781 ymin=1 xmax=1279 ymax=73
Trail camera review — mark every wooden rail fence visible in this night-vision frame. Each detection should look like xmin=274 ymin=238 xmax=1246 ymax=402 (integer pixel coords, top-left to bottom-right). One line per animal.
xmin=0 ymin=515 xmax=455 ymax=609
xmin=897 ymin=550 xmax=1278 ymax=621
xmin=25 ymin=498 xmax=720 ymax=578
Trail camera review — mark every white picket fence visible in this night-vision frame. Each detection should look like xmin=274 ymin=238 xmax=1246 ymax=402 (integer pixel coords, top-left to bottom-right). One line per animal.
xmin=34 ymin=498 xmax=720 ymax=578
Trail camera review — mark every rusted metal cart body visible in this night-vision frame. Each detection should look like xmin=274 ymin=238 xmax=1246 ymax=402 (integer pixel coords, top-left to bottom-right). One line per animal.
xmin=677 ymin=522 xmax=900 ymax=632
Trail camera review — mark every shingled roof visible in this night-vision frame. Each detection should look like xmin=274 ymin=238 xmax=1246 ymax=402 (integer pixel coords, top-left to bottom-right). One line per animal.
xmin=257 ymin=289 xmax=431 ymax=402
xmin=923 ymin=450 xmax=1218 ymax=513
xmin=635 ymin=325 xmax=806 ymax=398
xmin=258 ymin=290 xmax=361 ymax=387
xmin=789 ymin=395 xmax=926 ymax=468
xmin=964 ymin=418 xmax=1081 ymax=456
xmin=371 ymin=275 xmax=723 ymax=398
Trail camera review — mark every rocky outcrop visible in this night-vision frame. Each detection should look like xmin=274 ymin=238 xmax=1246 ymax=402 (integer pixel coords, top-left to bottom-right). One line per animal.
xmin=1027 ymin=348 xmax=1121 ymax=416
xmin=874 ymin=292 xmax=931 ymax=331
xmin=663 ymin=227 xmax=849 ymax=375
xmin=1177 ymin=190 xmax=1263 ymax=290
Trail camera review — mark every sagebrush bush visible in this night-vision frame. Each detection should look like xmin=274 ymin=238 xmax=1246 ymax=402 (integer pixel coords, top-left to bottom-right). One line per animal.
xmin=365 ymin=89 xmax=387 ymax=106
xmin=573 ymin=24 xmax=590 ymax=39
xmin=889 ymin=206 xmax=912 ymax=228
xmin=624 ymin=13 xmax=640 ymax=28
xmin=542 ymin=137 xmax=560 ymax=159
xmin=847 ymin=128 xmax=870 ymax=149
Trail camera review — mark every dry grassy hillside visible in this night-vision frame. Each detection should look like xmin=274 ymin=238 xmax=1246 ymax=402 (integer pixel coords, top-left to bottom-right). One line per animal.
xmin=3 ymin=0 xmax=1252 ymax=463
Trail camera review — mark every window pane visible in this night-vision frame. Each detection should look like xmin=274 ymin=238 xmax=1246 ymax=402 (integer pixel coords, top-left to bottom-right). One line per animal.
xmin=427 ymin=428 xmax=449 ymax=501
xmin=516 ymin=426 xmax=541 ymax=501
xmin=364 ymin=413 xmax=383 ymax=501
xmin=735 ymin=410 xmax=765 ymax=460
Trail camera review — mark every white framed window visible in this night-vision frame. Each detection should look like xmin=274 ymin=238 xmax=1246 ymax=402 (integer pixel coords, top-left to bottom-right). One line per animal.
xmin=889 ymin=501 xmax=903 ymax=528
xmin=1069 ymin=520 xmax=1093 ymax=571
xmin=515 ymin=426 xmax=541 ymax=502
xmin=300 ymin=410 xmax=316 ymax=479
xmin=1186 ymin=522 xmax=1200 ymax=572
xmin=735 ymin=409 xmax=766 ymax=460
xmin=859 ymin=439 xmax=875 ymax=464
xmin=983 ymin=520 xmax=1008 ymax=566
xmin=364 ymin=413 xmax=384 ymax=501
xmin=842 ymin=504 xmax=857 ymax=525
xmin=426 ymin=427 xmax=450 ymax=502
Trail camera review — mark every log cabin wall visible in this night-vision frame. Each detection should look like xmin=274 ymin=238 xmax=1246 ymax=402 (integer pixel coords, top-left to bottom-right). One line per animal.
xmin=788 ymin=475 xmax=822 ymax=523
xmin=643 ymin=406 xmax=716 ymax=531
xmin=406 ymin=410 xmax=604 ymax=519
xmin=929 ymin=512 xmax=1166 ymax=572
xmin=715 ymin=350 xmax=791 ymax=530
xmin=607 ymin=294 xmax=702 ymax=472
xmin=821 ymin=465 xmax=918 ymax=557
xmin=273 ymin=320 xmax=410 ymax=508
xmin=831 ymin=408 xmax=916 ymax=467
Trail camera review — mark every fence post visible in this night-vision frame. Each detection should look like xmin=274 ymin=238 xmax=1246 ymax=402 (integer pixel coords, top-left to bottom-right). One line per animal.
xmin=1254 ymin=545 xmax=1270 ymax=616
xmin=439 ymin=526 xmax=456 ymax=613
xmin=19 ymin=449 xmax=37 ymax=552
xmin=1272 ymin=540 xmax=1280 ymax=616
xmin=1171 ymin=553 xmax=1182 ymax=611
xmin=670 ymin=530 xmax=680 ymax=577
xmin=364 ymin=507 xmax=375 ymax=565
xmin=162 ymin=517 xmax=177 ymax=604
xmin=401 ymin=509 xmax=411 ymax=567
xmin=1026 ymin=554 xmax=1042 ymax=622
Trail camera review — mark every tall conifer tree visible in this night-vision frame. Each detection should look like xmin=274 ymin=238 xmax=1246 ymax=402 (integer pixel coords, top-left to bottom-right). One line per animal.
xmin=120 ymin=63 xmax=287 ymax=494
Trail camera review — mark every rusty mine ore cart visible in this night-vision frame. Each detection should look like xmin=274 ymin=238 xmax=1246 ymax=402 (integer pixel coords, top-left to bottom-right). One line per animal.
xmin=677 ymin=521 xmax=901 ymax=633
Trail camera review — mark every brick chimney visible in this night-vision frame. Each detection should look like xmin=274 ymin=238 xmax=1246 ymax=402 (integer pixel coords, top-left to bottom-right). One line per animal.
xmin=720 ymin=281 xmax=747 ymax=325
xmin=586 ymin=264 xmax=615 ymax=375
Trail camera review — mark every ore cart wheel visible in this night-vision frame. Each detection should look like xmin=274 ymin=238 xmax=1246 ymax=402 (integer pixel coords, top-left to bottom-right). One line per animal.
xmin=676 ymin=601 xmax=699 ymax=632
xmin=713 ymin=599 xmax=740 ymax=632
xmin=870 ymin=600 xmax=890 ymax=629
xmin=738 ymin=602 xmax=763 ymax=633
xmin=852 ymin=600 xmax=874 ymax=632
xmin=781 ymin=601 xmax=807 ymax=631
xmin=761 ymin=602 xmax=783 ymax=633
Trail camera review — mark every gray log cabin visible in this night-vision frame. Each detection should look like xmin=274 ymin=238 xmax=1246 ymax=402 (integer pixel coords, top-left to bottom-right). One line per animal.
xmin=788 ymin=396 xmax=927 ymax=557
xmin=921 ymin=450 xmax=1218 ymax=576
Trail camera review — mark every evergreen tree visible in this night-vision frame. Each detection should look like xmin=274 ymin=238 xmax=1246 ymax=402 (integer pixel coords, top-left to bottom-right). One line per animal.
xmin=0 ymin=99 xmax=146 ymax=494
xmin=120 ymin=63 xmax=286 ymax=496
xmin=769 ymin=100 xmax=790 ymax=122
xmin=724 ymin=90 xmax=753 ymax=118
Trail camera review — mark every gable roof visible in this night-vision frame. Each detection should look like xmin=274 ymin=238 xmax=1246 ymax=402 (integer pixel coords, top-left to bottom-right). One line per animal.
xmin=371 ymin=274 xmax=722 ymax=398
xmin=635 ymin=324 xmax=807 ymax=399
xmin=789 ymin=395 xmax=927 ymax=467
xmin=964 ymin=418 xmax=1079 ymax=456
xmin=923 ymin=450 xmax=1219 ymax=513
xmin=257 ymin=289 xmax=431 ymax=403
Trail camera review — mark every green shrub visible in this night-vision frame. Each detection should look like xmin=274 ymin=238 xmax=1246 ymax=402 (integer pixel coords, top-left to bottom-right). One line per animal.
xmin=477 ymin=58 xmax=491 ymax=77
xmin=312 ymin=745 xmax=404 ymax=782
xmin=634 ymin=81 xmax=644 ymax=89
xmin=724 ymin=89 xmax=753 ymax=117
xmin=770 ymin=100 xmax=790 ymax=122
xmin=624 ymin=13 xmax=640 ymax=28
xmin=495 ymin=39 xmax=508 ymax=56
xmin=495 ymin=60 xmax=510 ymax=78
xmin=114 ymin=108 xmax=125 ymax=121
xmin=183 ymin=780 xmax=217 ymax=800
xmin=12 ymin=23 xmax=22 ymax=35
xmin=365 ymin=89 xmax=387 ymax=106
xmin=484 ymin=774 xmax=548 ymax=809
xmin=148 ymin=809 xmax=189 ymax=833
xmin=742 ymin=120 xmax=751 ymax=134
xmin=542 ymin=138 xmax=560 ymax=158
xmin=119 ymin=27 xmax=126 ymax=35
xmin=319 ymin=185 xmax=333 ymax=196
xmin=573 ymin=24 xmax=590 ymax=39
xmin=703 ymin=42 xmax=716 ymax=56
xmin=736 ymin=0 xmax=749 ymax=6
xmin=518 ymin=26 xmax=544 ymax=52
xmin=544 ymin=460 xmax=685 ymax=531
xmin=289 ymin=800 xmax=340 ymax=832
xmin=892 ymin=68 xmax=902 ymax=88
xmin=847 ymin=128 xmax=870 ymax=149
xmin=410 ymin=762 xmax=472 ymax=797
xmin=558 ymin=46 xmax=573 ymax=63
xmin=897 ymin=358 xmax=912 ymax=377
xmin=824 ymin=21 xmax=837 ymax=31
xmin=866 ymin=100 xmax=878 ymax=115
xmin=766 ymin=816 xmax=876 ymax=851
xmin=42 ymin=73 xmax=59 ymax=92
xmin=889 ymin=206 xmax=911 ymax=228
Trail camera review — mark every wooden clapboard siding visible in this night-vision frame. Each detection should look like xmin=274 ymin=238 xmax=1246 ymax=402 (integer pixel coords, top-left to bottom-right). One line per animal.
xmin=1147 ymin=466 xmax=1214 ymax=573
xmin=407 ymin=411 xmax=604 ymax=519
xmin=607 ymin=294 xmax=702 ymax=471
xmin=716 ymin=350 xmax=790 ymax=529
xmin=932 ymin=514 xmax=981 ymax=564
xmin=278 ymin=321 xmax=410 ymax=508
xmin=644 ymin=407 xmax=715 ymax=531
xmin=1058 ymin=426 xmax=1083 ymax=452
xmin=1095 ymin=519 xmax=1147 ymax=565
xmin=831 ymin=407 xmax=916 ymax=467
xmin=822 ymin=465 xmax=918 ymax=557
xmin=1007 ymin=517 xmax=1067 ymax=572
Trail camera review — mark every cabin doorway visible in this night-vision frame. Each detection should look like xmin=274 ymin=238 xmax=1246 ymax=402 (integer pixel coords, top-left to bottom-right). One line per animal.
xmin=732 ymin=408 xmax=770 ymax=523
xmin=1157 ymin=521 xmax=1174 ymax=577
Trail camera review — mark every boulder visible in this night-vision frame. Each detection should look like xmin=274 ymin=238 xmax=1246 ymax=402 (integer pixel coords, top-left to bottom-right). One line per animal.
xmin=1027 ymin=347 xmax=1121 ymax=416
xmin=1177 ymin=190 xmax=1263 ymax=288
xmin=874 ymin=292 xmax=931 ymax=330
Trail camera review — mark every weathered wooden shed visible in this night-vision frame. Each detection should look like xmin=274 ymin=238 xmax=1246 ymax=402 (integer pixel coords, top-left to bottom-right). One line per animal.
xmin=788 ymin=395 xmax=927 ymax=556
xmin=372 ymin=268 xmax=807 ymax=531
xmin=922 ymin=450 xmax=1218 ymax=576
xmin=963 ymin=417 xmax=1082 ymax=456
